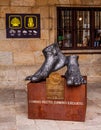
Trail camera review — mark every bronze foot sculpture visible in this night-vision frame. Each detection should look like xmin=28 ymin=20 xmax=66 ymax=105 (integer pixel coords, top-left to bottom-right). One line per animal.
xmin=25 ymin=43 xmax=86 ymax=86
xmin=65 ymin=55 xmax=86 ymax=86
xmin=25 ymin=43 xmax=67 ymax=82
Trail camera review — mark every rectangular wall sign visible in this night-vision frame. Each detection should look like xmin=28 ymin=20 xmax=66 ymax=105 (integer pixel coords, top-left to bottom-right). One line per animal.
xmin=6 ymin=14 xmax=40 ymax=38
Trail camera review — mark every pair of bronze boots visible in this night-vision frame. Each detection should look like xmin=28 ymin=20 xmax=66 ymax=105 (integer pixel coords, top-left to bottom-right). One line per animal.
xmin=25 ymin=43 xmax=86 ymax=86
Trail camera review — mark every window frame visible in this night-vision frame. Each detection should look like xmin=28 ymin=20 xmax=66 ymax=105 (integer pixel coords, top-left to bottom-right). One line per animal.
xmin=57 ymin=7 xmax=101 ymax=54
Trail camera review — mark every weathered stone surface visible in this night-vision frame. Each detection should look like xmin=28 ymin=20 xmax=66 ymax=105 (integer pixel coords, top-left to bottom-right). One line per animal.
xmin=36 ymin=0 xmax=48 ymax=6
xmin=58 ymin=0 xmax=70 ymax=4
xmin=49 ymin=29 xmax=57 ymax=43
xmin=0 ymin=18 xmax=5 ymax=29
xmin=0 ymin=0 xmax=10 ymax=5
xmin=79 ymin=55 xmax=93 ymax=65
xmin=13 ymin=52 xmax=35 ymax=65
xmin=31 ymin=7 xmax=40 ymax=14
xmin=0 ymin=7 xmax=31 ymax=18
xmin=0 ymin=30 xmax=6 ymax=40
xmin=0 ymin=7 xmax=10 ymax=18
xmin=40 ymin=7 xmax=49 ymax=18
xmin=0 ymin=51 xmax=13 ymax=65
xmin=15 ymin=65 xmax=40 ymax=81
xmin=91 ymin=55 xmax=101 ymax=64
xmin=89 ymin=65 xmax=101 ymax=77
xmin=49 ymin=18 xmax=53 ymax=30
xmin=34 ymin=51 xmax=44 ymax=64
xmin=79 ymin=54 xmax=101 ymax=74
xmin=48 ymin=0 xmax=59 ymax=5
xmin=0 ymin=65 xmax=41 ymax=86
xmin=0 ymin=40 xmax=25 ymax=52
xmin=11 ymin=0 xmax=35 ymax=6
xmin=79 ymin=64 xmax=90 ymax=76
xmin=10 ymin=40 xmax=37 ymax=52
xmin=28 ymin=39 xmax=47 ymax=51
xmin=0 ymin=40 xmax=12 ymax=51
xmin=0 ymin=66 xmax=17 ymax=82
xmin=10 ymin=40 xmax=34 ymax=52
xmin=0 ymin=40 xmax=46 ymax=52
xmin=88 ymin=76 xmax=101 ymax=83
xmin=41 ymin=18 xmax=49 ymax=30
xmin=49 ymin=6 xmax=57 ymax=19
xmin=70 ymin=0 xmax=81 ymax=5
xmin=80 ymin=0 xmax=94 ymax=5
xmin=94 ymin=0 xmax=101 ymax=5
xmin=41 ymin=30 xmax=49 ymax=40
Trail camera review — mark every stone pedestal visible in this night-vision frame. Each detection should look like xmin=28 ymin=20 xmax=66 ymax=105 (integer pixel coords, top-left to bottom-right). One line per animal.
xmin=27 ymin=76 xmax=87 ymax=121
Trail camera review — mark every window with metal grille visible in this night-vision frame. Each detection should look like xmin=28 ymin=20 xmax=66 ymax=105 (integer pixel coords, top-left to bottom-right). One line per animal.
xmin=57 ymin=7 xmax=101 ymax=52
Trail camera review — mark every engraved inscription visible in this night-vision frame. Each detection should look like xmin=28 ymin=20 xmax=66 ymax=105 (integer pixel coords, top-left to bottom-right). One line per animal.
xmin=29 ymin=100 xmax=84 ymax=106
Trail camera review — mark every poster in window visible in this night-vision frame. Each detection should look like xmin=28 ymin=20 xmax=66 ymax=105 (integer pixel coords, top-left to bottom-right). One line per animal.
xmin=6 ymin=14 xmax=40 ymax=38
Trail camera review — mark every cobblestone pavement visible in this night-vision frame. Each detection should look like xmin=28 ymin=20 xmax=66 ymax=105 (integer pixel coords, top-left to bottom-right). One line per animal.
xmin=0 ymin=82 xmax=101 ymax=130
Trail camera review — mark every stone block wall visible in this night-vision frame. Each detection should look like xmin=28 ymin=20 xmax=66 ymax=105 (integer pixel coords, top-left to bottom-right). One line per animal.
xmin=0 ymin=0 xmax=101 ymax=87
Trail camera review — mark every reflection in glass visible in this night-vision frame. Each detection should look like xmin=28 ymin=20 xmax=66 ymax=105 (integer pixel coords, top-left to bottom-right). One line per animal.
xmin=57 ymin=7 xmax=101 ymax=50
xmin=57 ymin=9 xmax=72 ymax=48
xmin=77 ymin=11 xmax=90 ymax=47
xmin=64 ymin=30 xmax=72 ymax=47
xmin=94 ymin=11 xmax=101 ymax=47
xmin=63 ymin=10 xmax=72 ymax=48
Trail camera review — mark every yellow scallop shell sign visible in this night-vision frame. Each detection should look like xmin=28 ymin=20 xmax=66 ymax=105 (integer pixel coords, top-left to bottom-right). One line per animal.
xmin=11 ymin=17 xmax=21 ymax=27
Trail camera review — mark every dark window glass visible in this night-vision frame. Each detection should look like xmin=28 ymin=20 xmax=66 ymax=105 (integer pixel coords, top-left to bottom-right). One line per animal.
xmin=57 ymin=7 xmax=101 ymax=50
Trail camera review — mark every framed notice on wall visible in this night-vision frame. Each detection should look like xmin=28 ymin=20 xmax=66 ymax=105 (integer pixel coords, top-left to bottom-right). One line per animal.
xmin=6 ymin=14 xmax=40 ymax=38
